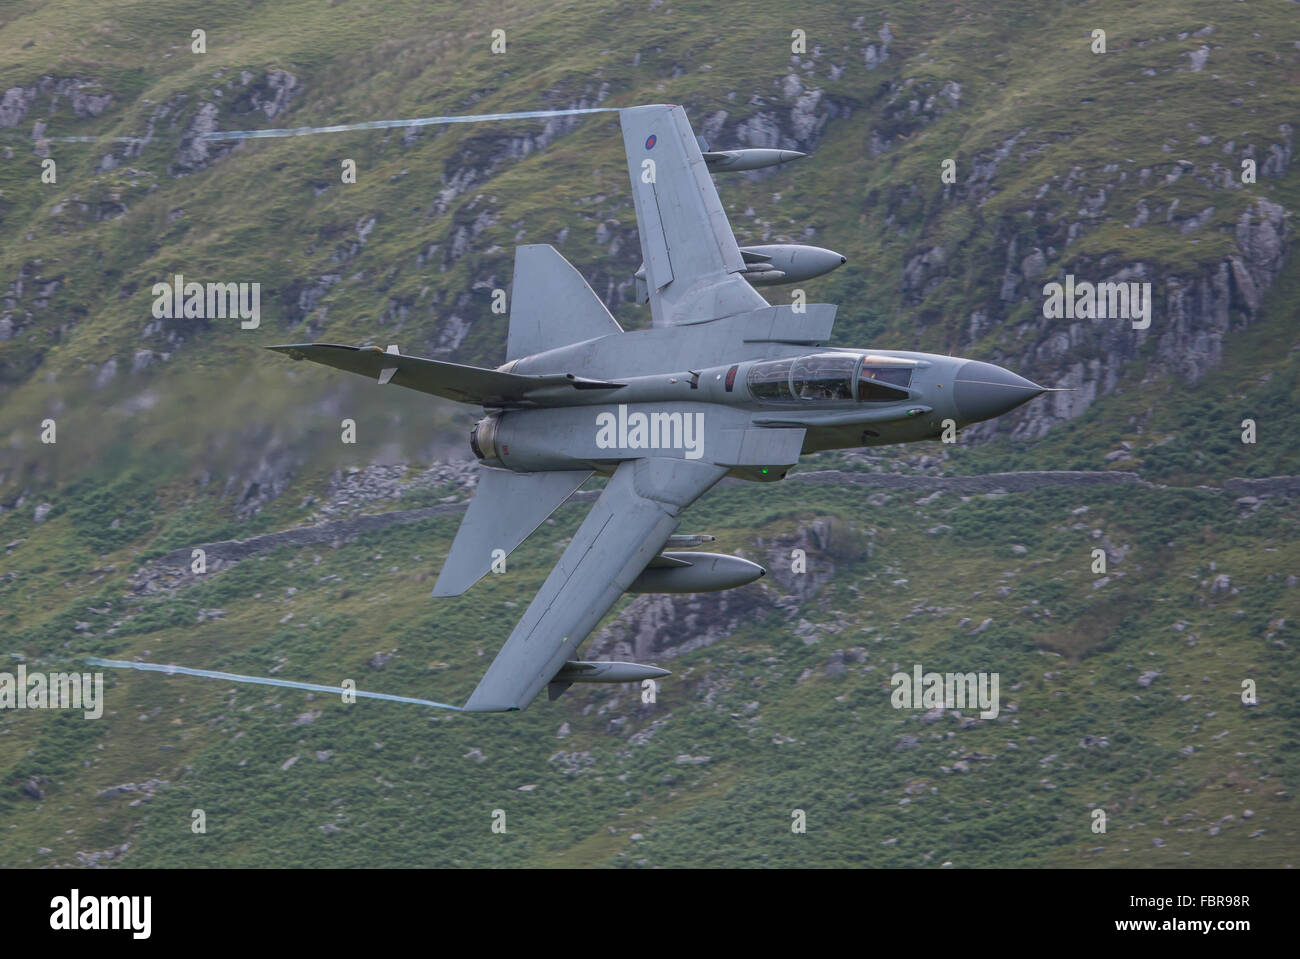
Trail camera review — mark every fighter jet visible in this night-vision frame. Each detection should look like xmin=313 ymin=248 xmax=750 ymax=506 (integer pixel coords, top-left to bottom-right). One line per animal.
xmin=270 ymin=104 xmax=1047 ymax=712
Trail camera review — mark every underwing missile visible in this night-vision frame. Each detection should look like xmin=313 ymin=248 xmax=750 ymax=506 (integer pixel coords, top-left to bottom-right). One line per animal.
xmin=551 ymin=661 xmax=671 ymax=684
xmin=701 ymin=148 xmax=807 ymax=172
xmin=665 ymin=533 xmax=716 ymax=548
xmin=546 ymin=659 xmax=671 ymax=701
xmin=634 ymin=243 xmax=845 ymax=301
xmin=627 ymin=552 xmax=765 ymax=593
xmin=738 ymin=244 xmax=847 ymax=286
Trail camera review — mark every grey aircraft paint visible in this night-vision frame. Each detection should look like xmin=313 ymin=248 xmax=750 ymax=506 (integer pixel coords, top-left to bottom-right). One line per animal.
xmin=271 ymin=103 xmax=1048 ymax=712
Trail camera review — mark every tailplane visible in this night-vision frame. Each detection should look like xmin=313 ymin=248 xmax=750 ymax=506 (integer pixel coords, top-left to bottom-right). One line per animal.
xmin=432 ymin=467 xmax=592 ymax=596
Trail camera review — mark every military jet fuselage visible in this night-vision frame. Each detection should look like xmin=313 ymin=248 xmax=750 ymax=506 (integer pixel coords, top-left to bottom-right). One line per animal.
xmin=269 ymin=103 xmax=1050 ymax=712
xmin=481 ymin=344 xmax=1044 ymax=480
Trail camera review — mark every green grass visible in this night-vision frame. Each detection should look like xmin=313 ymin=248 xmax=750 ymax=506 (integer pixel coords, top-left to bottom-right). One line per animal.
xmin=3 ymin=475 xmax=1298 ymax=867
xmin=0 ymin=0 xmax=1297 ymax=867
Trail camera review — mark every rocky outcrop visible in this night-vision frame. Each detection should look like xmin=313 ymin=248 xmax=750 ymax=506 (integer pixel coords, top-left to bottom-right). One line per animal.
xmin=230 ymin=69 xmax=300 ymax=120
xmin=969 ymin=196 xmax=1289 ymax=442
xmin=171 ymin=102 xmax=232 ymax=175
xmin=0 ymin=87 xmax=36 ymax=128
xmin=441 ymin=199 xmax=498 ymax=270
xmin=170 ymin=70 xmax=301 ymax=175
xmin=0 ymin=76 xmax=112 ymax=132
xmin=724 ymin=75 xmax=850 ymax=158
xmin=586 ymin=516 xmax=863 ymax=662
xmin=871 ymin=77 xmax=962 ymax=155
xmin=757 ymin=517 xmax=854 ymax=601
xmin=585 ymin=586 xmax=770 ymax=663
xmin=1229 ymin=198 xmax=1287 ymax=311
xmin=432 ymin=89 xmax=611 ymax=219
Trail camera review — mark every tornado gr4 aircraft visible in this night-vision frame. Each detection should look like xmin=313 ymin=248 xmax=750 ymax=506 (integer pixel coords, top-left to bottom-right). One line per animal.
xmin=270 ymin=104 xmax=1048 ymax=712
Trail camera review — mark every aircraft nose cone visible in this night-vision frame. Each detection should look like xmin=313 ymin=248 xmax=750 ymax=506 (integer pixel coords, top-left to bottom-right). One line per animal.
xmin=812 ymin=247 xmax=846 ymax=273
xmin=953 ymin=360 xmax=1046 ymax=423
xmin=778 ymin=150 xmax=808 ymax=164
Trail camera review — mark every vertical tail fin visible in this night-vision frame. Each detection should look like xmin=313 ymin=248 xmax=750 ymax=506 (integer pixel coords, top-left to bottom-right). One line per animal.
xmin=506 ymin=244 xmax=622 ymax=361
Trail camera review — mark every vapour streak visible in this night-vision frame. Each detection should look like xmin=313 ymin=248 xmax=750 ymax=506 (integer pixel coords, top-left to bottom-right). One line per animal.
xmin=201 ymin=106 xmax=619 ymax=142
xmin=87 ymin=657 xmax=462 ymax=711
xmin=41 ymin=135 xmax=147 ymax=144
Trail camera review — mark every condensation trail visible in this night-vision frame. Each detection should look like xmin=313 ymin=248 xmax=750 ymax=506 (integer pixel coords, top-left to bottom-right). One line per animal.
xmin=4 ymin=106 xmax=617 ymax=147
xmin=201 ymin=106 xmax=620 ymax=142
xmin=87 ymin=657 xmax=463 ymax=711
xmin=39 ymin=135 xmax=147 ymax=144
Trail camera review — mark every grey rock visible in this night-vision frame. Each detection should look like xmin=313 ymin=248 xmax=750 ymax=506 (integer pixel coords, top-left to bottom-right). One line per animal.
xmin=92 ymin=357 xmax=118 ymax=390
xmin=0 ymin=86 xmax=36 ymax=128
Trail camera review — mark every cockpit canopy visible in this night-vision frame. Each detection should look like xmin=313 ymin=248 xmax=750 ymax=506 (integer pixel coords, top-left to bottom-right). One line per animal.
xmin=746 ymin=352 xmax=914 ymax=403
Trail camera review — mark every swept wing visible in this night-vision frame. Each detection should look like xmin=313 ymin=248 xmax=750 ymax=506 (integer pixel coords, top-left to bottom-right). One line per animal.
xmin=463 ymin=457 xmax=727 ymax=711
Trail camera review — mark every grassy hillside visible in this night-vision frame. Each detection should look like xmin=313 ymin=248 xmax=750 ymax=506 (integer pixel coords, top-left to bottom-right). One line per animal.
xmin=0 ymin=0 xmax=1297 ymax=867
xmin=3 ymin=475 xmax=1297 ymax=867
xmin=2 ymin=0 xmax=1297 ymax=487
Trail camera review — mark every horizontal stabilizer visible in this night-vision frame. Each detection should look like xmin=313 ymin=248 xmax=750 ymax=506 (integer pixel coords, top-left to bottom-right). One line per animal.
xmin=432 ymin=467 xmax=592 ymax=596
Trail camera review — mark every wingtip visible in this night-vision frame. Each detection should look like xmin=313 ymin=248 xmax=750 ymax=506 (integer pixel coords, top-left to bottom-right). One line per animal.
xmin=265 ymin=343 xmax=308 ymax=360
xmin=432 ymin=573 xmax=474 ymax=598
